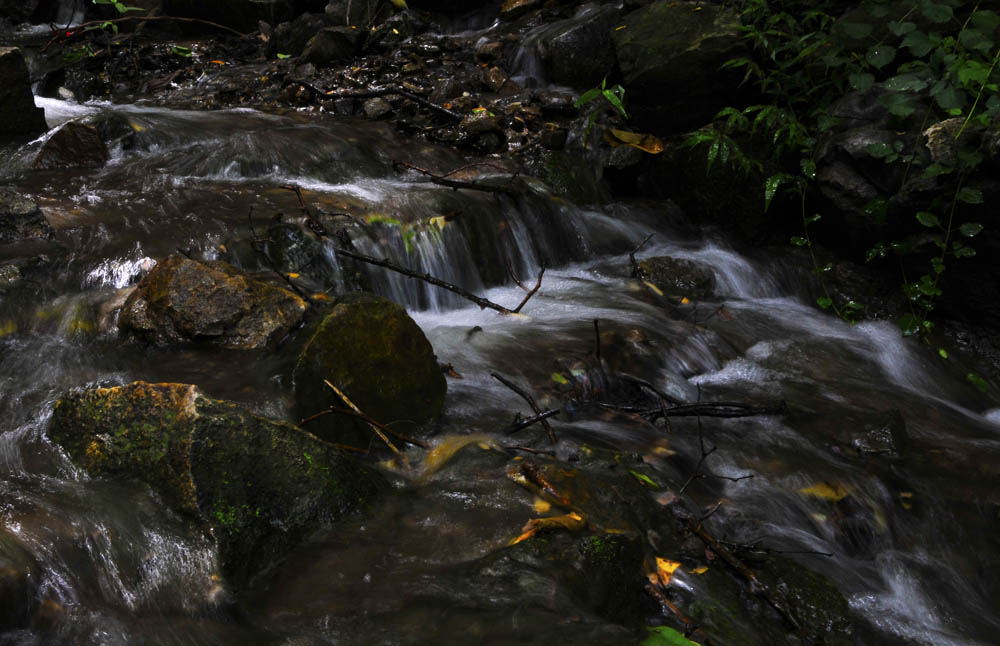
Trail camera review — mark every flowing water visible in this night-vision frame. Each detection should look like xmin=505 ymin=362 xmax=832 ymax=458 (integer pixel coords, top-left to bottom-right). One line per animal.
xmin=0 ymin=100 xmax=998 ymax=645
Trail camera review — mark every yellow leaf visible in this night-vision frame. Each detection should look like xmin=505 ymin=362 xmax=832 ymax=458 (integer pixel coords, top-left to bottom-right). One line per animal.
xmin=643 ymin=280 xmax=664 ymax=296
xmin=689 ymin=566 xmax=709 ymax=575
xmin=655 ymin=557 xmax=682 ymax=586
xmin=551 ymin=372 xmax=569 ymax=385
xmin=287 ymin=272 xmax=300 ymax=279
xmin=210 ymin=60 xmax=226 ymax=65
xmin=389 ymin=0 xmax=407 ymax=8
xmin=421 ymin=434 xmax=497 ymax=478
xmin=605 ymin=128 xmax=664 ymax=154
xmin=798 ymin=482 xmax=853 ymax=501
xmin=129 ymin=121 xmax=146 ymax=132
xmin=310 ymin=293 xmax=331 ymax=301
xmin=533 ymin=498 xmax=551 ymax=513
xmin=680 ymin=297 xmax=691 ymax=304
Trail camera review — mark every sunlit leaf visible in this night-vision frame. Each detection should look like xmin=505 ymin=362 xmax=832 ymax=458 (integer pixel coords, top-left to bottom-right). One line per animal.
xmin=798 ymin=482 xmax=853 ymax=501
xmin=641 ymin=626 xmax=701 ymax=646
xmin=643 ymin=281 xmax=664 ymax=296
xmin=422 ymin=434 xmax=497 ymax=477
xmin=533 ymin=498 xmax=551 ymax=513
xmin=689 ymin=566 xmax=709 ymax=575
xmin=655 ymin=557 xmax=682 ymax=586
xmin=630 ymin=470 xmax=660 ymax=488
xmin=551 ymin=372 xmax=569 ymax=385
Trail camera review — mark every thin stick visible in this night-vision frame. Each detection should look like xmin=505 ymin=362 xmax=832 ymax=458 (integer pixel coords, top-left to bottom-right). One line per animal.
xmin=324 ymin=379 xmax=402 ymax=459
xmin=333 ymin=246 xmax=543 ymax=315
xmin=284 ymin=80 xmax=462 ymax=121
xmin=593 ymin=319 xmax=601 ymax=362
xmin=491 ymin=372 xmax=557 ymax=445
xmin=504 ymin=409 xmax=559 ymax=435
xmin=300 ymin=407 xmax=429 ymax=449
xmin=392 ymin=160 xmax=520 ymax=195
xmin=629 ymin=233 xmax=654 ymax=277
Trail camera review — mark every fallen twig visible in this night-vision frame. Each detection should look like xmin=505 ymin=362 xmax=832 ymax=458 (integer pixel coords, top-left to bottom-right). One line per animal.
xmin=392 ymin=160 xmax=521 ymax=195
xmin=492 ymin=372 xmax=557 ymax=445
xmin=283 ymin=79 xmax=462 ymax=121
xmin=687 ymin=517 xmax=803 ymax=634
xmin=644 ymin=581 xmax=714 ymax=645
xmin=332 ymin=246 xmax=544 ymax=315
xmin=504 ymin=409 xmax=560 ymax=435
xmin=599 ymin=401 xmax=788 ymax=419
xmin=629 ymin=233 xmax=654 ymax=277
xmin=299 ymin=407 xmax=429 ymax=449
xmin=324 ymin=379 xmax=403 ymax=460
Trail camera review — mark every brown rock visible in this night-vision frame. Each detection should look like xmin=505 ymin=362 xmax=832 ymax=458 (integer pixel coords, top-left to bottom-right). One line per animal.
xmin=32 ymin=122 xmax=108 ymax=170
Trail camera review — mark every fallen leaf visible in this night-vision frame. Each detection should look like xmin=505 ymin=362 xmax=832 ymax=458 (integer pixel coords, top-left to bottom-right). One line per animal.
xmin=641 ymin=625 xmax=701 ymax=646
xmin=422 ymin=434 xmax=497 ymax=477
xmin=551 ymin=372 xmax=569 ymax=385
xmin=680 ymin=297 xmax=691 ymax=304
xmin=643 ymin=280 xmax=664 ymax=296
xmin=287 ymin=272 xmax=300 ymax=279
xmin=533 ymin=498 xmax=552 ymax=513
xmin=630 ymin=469 xmax=660 ymax=488
xmin=310 ymin=293 xmax=331 ymax=301
xmin=605 ymin=128 xmax=664 ymax=154
xmin=655 ymin=557 xmax=681 ymax=586
xmin=689 ymin=566 xmax=708 ymax=575
xmin=798 ymin=481 xmax=853 ymax=501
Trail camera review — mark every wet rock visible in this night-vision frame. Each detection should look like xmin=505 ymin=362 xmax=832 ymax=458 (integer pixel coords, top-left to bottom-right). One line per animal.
xmin=271 ymin=13 xmax=337 ymax=58
xmin=637 ymin=256 xmax=716 ymax=300
xmin=0 ymin=536 xmax=37 ymax=629
xmin=852 ymin=409 xmax=907 ymax=456
xmin=538 ymin=90 xmax=577 ymax=114
xmin=429 ymin=78 xmax=464 ymax=104
xmin=612 ymin=1 xmax=746 ymax=131
xmin=31 ymin=122 xmax=109 ymax=170
xmin=460 ymin=111 xmax=506 ymax=153
xmin=500 ymin=0 xmax=542 ymax=20
xmin=0 ymin=48 xmax=47 ymax=141
xmin=118 ymin=254 xmax=306 ymax=349
xmin=0 ymin=264 xmax=21 ymax=290
xmin=481 ymin=66 xmax=515 ymax=94
xmin=301 ymin=25 xmax=366 ymax=65
xmin=539 ymin=124 xmax=567 ymax=150
xmin=525 ymin=149 xmax=608 ymax=204
xmin=292 ymin=292 xmax=446 ymax=446
xmin=363 ymin=96 xmax=393 ymax=119
xmin=475 ymin=40 xmax=504 ymax=63
xmin=541 ymin=4 xmax=619 ymax=90
xmin=0 ymin=188 xmax=54 ymax=244
xmin=85 ymin=110 xmax=137 ymax=149
xmin=924 ymin=117 xmax=977 ymax=167
xmin=49 ymin=381 xmax=387 ymax=587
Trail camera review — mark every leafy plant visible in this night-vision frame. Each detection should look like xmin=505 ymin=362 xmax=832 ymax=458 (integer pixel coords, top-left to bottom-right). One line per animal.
xmin=574 ymin=76 xmax=628 ymax=143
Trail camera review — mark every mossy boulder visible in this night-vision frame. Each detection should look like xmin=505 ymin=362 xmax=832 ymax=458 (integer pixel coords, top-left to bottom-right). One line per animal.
xmin=118 ymin=254 xmax=306 ymax=349
xmin=293 ymin=293 xmax=446 ymax=446
xmin=49 ymin=381 xmax=387 ymax=587
xmin=637 ymin=255 xmax=716 ymax=300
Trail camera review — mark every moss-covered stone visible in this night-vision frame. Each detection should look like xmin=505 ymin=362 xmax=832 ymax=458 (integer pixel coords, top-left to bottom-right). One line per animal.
xmin=637 ymin=255 xmax=716 ymax=300
xmin=119 ymin=254 xmax=306 ymax=349
xmin=292 ymin=292 xmax=446 ymax=446
xmin=49 ymin=381 xmax=387 ymax=588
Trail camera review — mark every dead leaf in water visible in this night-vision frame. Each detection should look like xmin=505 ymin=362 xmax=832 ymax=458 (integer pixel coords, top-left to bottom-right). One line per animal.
xmin=605 ymin=128 xmax=665 ymax=154
xmin=798 ymin=481 xmax=853 ymax=501
xmin=421 ymin=434 xmax=497 ymax=478
xmin=655 ymin=557 xmax=681 ymax=586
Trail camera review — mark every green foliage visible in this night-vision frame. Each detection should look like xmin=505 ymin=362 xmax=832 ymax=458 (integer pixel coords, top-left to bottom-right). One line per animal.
xmin=692 ymin=0 xmax=996 ymax=353
xmin=574 ymin=77 xmax=628 ymax=144
xmin=641 ymin=626 xmax=700 ymax=646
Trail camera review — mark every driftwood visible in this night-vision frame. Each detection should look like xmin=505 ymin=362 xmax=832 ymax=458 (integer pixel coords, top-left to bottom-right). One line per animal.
xmin=392 ymin=161 xmax=521 ymax=195
xmin=333 ymin=246 xmax=545 ymax=315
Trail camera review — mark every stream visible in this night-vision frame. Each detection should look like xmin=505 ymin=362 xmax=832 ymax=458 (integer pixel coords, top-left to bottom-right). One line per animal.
xmin=1 ymin=98 xmax=999 ymax=645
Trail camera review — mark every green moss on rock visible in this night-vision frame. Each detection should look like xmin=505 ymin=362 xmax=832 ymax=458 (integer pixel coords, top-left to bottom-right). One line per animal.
xmin=292 ymin=292 xmax=446 ymax=446
xmin=49 ymin=381 xmax=387 ymax=588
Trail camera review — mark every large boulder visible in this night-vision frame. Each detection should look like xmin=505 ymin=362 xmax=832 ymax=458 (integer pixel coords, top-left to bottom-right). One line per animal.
xmin=539 ymin=4 xmax=619 ymax=90
xmin=0 ymin=188 xmax=54 ymax=244
xmin=0 ymin=48 xmax=47 ymax=141
xmin=611 ymin=1 xmax=746 ymax=132
xmin=31 ymin=122 xmax=109 ymax=170
xmin=118 ymin=254 xmax=306 ymax=349
xmin=293 ymin=293 xmax=446 ymax=446
xmin=301 ymin=25 xmax=366 ymax=65
xmin=49 ymin=381 xmax=387 ymax=587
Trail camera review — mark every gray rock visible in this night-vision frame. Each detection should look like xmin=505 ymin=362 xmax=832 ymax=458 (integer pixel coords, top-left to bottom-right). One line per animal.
xmin=301 ymin=25 xmax=366 ymax=65
xmin=612 ymin=1 xmax=746 ymax=131
xmin=0 ymin=188 xmax=53 ymax=244
xmin=0 ymin=48 xmax=48 ymax=141
xmin=118 ymin=254 xmax=306 ymax=349
xmin=363 ymin=96 xmax=393 ymax=119
xmin=32 ymin=122 xmax=109 ymax=170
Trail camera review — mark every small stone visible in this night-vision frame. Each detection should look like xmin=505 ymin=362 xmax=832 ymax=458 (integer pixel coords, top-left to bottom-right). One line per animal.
xmin=475 ymin=41 xmax=504 ymax=62
xmin=363 ymin=97 xmax=393 ymax=119
xmin=459 ymin=111 xmax=502 ymax=136
xmin=482 ymin=66 xmax=515 ymax=93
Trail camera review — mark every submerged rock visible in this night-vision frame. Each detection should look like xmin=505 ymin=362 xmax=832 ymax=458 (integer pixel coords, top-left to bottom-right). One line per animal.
xmin=0 ymin=188 xmax=54 ymax=244
xmin=851 ymin=409 xmax=907 ymax=456
xmin=31 ymin=122 xmax=109 ymax=170
xmin=49 ymin=381 xmax=387 ymax=587
xmin=118 ymin=254 xmax=306 ymax=349
xmin=637 ymin=255 xmax=716 ymax=300
xmin=293 ymin=292 xmax=446 ymax=446
xmin=0 ymin=48 xmax=47 ymax=141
